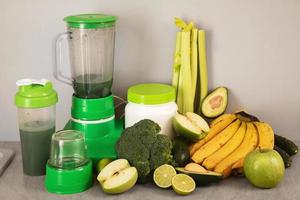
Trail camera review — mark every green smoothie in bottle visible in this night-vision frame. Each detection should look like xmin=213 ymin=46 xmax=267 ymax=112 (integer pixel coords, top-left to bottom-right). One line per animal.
xmin=14 ymin=79 xmax=58 ymax=176
xmin=19 ymin=121 xmax=55 ymax=176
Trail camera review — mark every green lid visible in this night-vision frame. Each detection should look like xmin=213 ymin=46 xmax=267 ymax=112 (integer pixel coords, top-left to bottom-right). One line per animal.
xmin=64 ymin=14 xmax=117 ymax=29
xmin=127 ymin=83 xmax=176 ymax=105
xmin=15 ymin=79 xmax=58 ymax=108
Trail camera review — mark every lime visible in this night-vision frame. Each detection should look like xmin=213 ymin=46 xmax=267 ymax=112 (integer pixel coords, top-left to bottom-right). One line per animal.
xmin=97 ymin=158 xmax=113 ymax=174
xmin=172 ymin=174 xmax=196 ymax=195
xmin=153 ymin=164 xmax=177 ymax=188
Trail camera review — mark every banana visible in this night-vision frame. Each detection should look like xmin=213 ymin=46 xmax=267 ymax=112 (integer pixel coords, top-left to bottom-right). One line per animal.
xmin=214 ymin=122 xmax=258 ymax=176
xmin=231 ymin=158 xmax=244 ymax=170
xmin=210 ymin=114 xmax=237 ymax=127
xmin=189 ymin=114 xmax=237 ymax=155
xmin=202 ymin=122 xmax=246 ymax=170
xmin=192 ymin=119 xmax=241 ymax=164
xmin=231 ymin=123 xmax=259 ymax=169
xmin=254 ymin=122 xmax=274 ymax=149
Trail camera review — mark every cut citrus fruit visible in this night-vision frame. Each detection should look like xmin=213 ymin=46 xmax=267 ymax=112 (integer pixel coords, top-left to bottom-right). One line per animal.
xmin=153 ymin=164 xmax=177 ymax=188
xmin=172 ymin=174 xmax=196 ymax=195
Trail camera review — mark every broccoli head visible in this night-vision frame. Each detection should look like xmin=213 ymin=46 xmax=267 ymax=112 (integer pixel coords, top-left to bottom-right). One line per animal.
xmin=150 ymin=134 xmax=173 ymax=170
xmin=116 ymin=119 xmax=173 ymax=183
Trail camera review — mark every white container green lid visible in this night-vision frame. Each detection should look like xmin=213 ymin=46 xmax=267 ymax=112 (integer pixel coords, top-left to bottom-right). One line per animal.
xmin=127 ymin=83 xmax=175 ymax=105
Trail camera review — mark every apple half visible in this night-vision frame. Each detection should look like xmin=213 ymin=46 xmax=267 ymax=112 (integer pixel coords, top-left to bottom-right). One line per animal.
xmin=97 ymin=159 xmax=138 ymax=194
xmin=173 ymin=112 xmax=210 ymax=141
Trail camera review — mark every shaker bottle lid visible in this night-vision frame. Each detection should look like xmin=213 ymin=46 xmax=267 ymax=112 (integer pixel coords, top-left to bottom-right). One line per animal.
xmin=63 ymin=13 xmax=117 ymax=29
xmin=127 ymin=83 xmax=176 ymax=105
xmin=15 ymin=79 xmax=58 ymax=108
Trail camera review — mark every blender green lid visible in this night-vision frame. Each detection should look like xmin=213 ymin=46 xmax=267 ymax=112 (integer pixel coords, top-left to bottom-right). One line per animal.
xmin=64 ymin=14 xmax=117 ymax=29
xmin=127 ymin=83 xmax=176 ymax=105
xmin=15 ymin=79 xmax=58 ymax=108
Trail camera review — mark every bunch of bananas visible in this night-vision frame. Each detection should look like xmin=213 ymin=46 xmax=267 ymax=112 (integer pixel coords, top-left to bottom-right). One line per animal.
xmin=189 ymin=112 xmax=274 ymax=177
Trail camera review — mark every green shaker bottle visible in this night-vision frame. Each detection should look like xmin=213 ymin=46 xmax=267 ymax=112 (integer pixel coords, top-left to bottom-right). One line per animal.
xmin=15 ymin=79 xmax=58 ymax=176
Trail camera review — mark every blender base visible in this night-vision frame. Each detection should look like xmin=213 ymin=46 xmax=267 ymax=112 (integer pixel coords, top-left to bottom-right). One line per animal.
xmin=65 ymin=94 xmax=124 ymax=167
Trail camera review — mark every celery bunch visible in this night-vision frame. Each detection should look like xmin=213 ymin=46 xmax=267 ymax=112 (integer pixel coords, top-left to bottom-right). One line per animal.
xmin=172 ymin=18 xmax=208 ymax=114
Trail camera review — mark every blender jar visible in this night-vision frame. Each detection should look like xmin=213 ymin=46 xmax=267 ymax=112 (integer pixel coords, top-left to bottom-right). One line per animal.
xmin=45 ymin=130 xmax=92 ymax=194
xmin=15 ymin=79 xmax=58 ymax=176
xmin=55 ymin=14 xmax=117 ymax=98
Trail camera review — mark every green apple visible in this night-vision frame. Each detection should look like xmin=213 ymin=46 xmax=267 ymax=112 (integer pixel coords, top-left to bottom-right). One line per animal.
xmin=244 ymin=149 xmax=285 ymax=189
xmin=97 ymin=158 xmax=113 ymax=174
xmin=97 ymin=159 xmax=138 ymax=194
xmin=186 ymin=112 xmax=210 ymax=132
xmin=173 ymin=112 xmax=209 ymax=141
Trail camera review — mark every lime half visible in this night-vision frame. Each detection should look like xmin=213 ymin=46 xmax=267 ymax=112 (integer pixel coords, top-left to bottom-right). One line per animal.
xmin=153 ymin=164 xmax=177 ymax=188
xmin=172 ymin=174 xmax=196 ymax=195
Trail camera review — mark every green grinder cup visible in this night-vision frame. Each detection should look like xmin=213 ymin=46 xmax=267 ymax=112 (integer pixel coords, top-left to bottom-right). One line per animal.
xmin=45 ymin=130 xmax=93 ymax=194
xmin=15 ymin=79 xmax=58 ymax=176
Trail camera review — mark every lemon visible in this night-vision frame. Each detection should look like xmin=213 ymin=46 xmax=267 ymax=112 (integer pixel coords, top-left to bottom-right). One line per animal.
xmin=153 ymin=164 xmax=177 ymax=188
xmin=172 ymin=174 xmax=196 ymax=195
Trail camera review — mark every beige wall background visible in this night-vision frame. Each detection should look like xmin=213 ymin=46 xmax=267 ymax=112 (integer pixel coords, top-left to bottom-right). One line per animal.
xmin=0 ymin=0 xmax=299 ymax=141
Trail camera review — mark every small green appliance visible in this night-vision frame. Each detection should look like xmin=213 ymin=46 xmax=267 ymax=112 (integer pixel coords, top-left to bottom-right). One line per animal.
xmin=45 ymin=130 xmax=93 ymax=194
xmin=54 ymin=14 xmax=123 ymax=166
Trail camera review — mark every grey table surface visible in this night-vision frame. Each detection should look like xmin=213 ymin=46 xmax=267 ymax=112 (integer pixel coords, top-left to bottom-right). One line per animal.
xmin=0 ymin=141 xmax=299 ymax=200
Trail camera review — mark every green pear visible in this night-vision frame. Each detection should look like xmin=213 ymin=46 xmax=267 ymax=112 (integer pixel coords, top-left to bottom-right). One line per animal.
xmin=97 ymin=159 xmax=138 ymax=194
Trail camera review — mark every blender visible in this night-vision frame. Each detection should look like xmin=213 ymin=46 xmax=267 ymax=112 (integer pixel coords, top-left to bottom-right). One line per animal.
xmin=54 ymin=14 xmax=123 ymax=166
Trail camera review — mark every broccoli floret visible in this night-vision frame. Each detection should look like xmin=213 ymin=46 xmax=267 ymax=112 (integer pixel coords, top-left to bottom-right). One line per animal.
xmin=150 ymin=134 xmax=173 ymax=170
xmin=131 ymin=160 xmax=151 ymax=183
xmin=116 ymin=127 xmax=150 ymax=163
xmin=116 ymin=119 xmax=173 ymax=183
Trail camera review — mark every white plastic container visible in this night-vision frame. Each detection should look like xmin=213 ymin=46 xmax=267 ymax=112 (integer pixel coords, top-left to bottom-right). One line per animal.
xmin=125 ymin=83 xmax=178 ymax=138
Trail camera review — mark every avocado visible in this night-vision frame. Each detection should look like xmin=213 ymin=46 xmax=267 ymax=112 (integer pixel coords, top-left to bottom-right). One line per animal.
xmin=176 ymin=167 xmax=223 ymax=186
xmin=235 ymin=110 xmax=259 ymax=122
xmin=172 ymin=136 xmax=190 ymax=167
xmin=201 ymin=87 xmax=228 ymax=118
xmin=274 ymin=145 xmax=292 ymax=168
xmin=275 ymin=134 xmax=298 ymax=156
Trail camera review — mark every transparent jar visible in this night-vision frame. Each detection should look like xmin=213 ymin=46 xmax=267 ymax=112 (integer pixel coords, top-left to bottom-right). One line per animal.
xmin=55 ymin=14 xmax=117 ymax=98
xmin=48 ymin=130 xmax=88 ymax=169
xmin=15 ymin=79 xmax=58 ymax=176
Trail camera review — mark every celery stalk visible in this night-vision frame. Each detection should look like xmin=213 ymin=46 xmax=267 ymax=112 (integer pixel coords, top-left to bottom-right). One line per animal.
xmin=198 ymin=30 xmax=208 ymax=113
xmin=175 ymin=17 xmax=187 ymax=29
xmin=172 ymin=32 xmax=182 ymax=97
xmin=183 ymin=22 xmax=194 ymax=32
xmin=180 ymin=31 xmax=194 ymax=114
xmin=174 ymin=18 xmax=194 ymax=31
xmin=191 ymin=28 xmax=198 ymax=104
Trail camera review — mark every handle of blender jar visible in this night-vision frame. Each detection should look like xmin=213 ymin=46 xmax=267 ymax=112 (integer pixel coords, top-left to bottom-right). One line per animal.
xmin=54 ymin=32 xmax=73 ymax=85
